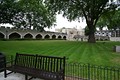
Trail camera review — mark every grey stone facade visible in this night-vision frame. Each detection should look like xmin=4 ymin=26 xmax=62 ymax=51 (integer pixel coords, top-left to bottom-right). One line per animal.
xmin=0 ymin=26 xmax=120 ymax=41
xmin=95 ymin=30 xmax=120 ymax=41
xmin=0 ymin=26 xmax=67 ymax=40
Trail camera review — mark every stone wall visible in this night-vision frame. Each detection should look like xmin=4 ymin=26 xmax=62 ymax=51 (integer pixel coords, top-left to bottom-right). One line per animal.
xmin=110 ymin=37 xmax=120 ymax=41
xmin=0 ymin=26 xmax=67 ymax=40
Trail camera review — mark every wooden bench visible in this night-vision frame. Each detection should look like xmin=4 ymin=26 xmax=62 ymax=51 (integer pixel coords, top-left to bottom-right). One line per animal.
xmin=5 ymin=53 xmax=66 ymax=80
xmin=0 ymin=53 xmax=6 ymax=72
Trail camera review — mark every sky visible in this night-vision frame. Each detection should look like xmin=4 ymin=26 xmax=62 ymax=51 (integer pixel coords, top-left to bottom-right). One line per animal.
xmin=45 ymin=14 xmax=87 ymax=32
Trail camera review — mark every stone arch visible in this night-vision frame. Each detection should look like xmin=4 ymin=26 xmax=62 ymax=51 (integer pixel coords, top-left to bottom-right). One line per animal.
xmin=52 ymin=35 xmax=56 ymax=39
xmin=58 ymin=35 xmax=62 ymax=39
xmin=105 ymin=38 xmax=108 ymax=41
xmin=24 ymin=33 xmax=33 ymax=39
xmin=100 ymin=38 xmax=103 ymax=41
xmin=0 ymin=32 xmax=5 ymax=39
xmin=9 ymin=32 xmax=21 ymax=39
xmin=44 ymin=34 xmax=50 ymax=39
xmin=36 ymin=34 xmax=43 ymax=39
xmin=63 ymin=36 xmax=66 ymax=40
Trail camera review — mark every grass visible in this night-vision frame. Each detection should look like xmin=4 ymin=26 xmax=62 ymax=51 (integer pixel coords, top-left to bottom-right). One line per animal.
xmin=0 ymin=40 xmax=120 ymax=67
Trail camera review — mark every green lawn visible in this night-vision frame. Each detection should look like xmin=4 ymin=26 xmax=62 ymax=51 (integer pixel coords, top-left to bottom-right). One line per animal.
xmin=0 ymin=40 xmax=120 ymax=67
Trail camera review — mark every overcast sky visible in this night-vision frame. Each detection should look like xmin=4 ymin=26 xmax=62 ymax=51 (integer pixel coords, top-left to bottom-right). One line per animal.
xmin=45 ymin=14 xmax=87 ymax=31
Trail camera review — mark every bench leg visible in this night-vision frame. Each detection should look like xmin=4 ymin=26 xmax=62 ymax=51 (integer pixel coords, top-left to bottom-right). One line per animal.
xmin=25 ymin=75 xmax=28 ymax=80
xmin=4 ymin=69 xmax=7 ymax=78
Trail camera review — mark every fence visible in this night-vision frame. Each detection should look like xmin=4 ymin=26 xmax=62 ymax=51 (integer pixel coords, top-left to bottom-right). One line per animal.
xmin=5 ymin=55 xmax=120 ymax=80
xmin=65 ymin=63 xmax=120 ymax=80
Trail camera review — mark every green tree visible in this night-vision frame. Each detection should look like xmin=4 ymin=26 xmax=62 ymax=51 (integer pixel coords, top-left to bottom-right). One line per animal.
xmin=96 ymin=10 xmax=120 ymax=31
xmin=0 ymin=0 xmax=56 ymax=31
xmin=0 ymin=0 xmax=19 ymax=24
xmin=11 ymin=0 xmax=55 ymax=31
xmin=45 ymin=0 xmax=119 ymax=43
xmin=85 ymin=26 xmax=90 ymax=36
xmin=96 ymin=17 xmax=106 ymax=31
xmin=13 ymin=0 xmax=56 ymax=31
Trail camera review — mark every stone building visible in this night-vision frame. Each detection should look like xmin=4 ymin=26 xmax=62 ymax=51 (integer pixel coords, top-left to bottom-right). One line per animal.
xmin=109 ymin=29 xmax=120 ymax=41
xmin=95 ymin=30 xmax=111 ymax=41
xmin=0 ymin=25 xmax=120 ymax=41
xmin=55 ymin=27 xmax=87 ymax=41
xmin=56 ymin=28 xmax=120 ymax=41
xmin=0 ymin=26 xmax=67 ymax=40
xmin=95 ymin=29 xmax=120 ymax=41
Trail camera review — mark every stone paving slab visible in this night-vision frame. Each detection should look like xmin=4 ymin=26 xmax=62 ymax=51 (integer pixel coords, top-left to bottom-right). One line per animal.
xmin=0 ymin=71 xmax=43 ymax=80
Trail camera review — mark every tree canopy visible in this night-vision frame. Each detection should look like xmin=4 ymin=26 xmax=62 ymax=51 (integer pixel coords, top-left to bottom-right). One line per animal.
xmin=0 ymin=0 xmax=56 ymax=31
xmin=96 ymin=9 xmax=120 ymax=30
xmin=45 ymin=0 xmax=120 ymax=43
xmin=0 ymin=0 xmax=18 ymax=24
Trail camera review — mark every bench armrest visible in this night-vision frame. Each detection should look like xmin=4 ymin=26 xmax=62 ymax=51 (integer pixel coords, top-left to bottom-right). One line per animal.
xmin=5 ymin=60 xmax=15 ymax=67
xmin=5 ymin=55 xmax=15 ymax=67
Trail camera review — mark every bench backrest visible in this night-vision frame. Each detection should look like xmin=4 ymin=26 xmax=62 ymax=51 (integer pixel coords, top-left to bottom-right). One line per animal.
xmin=36 ymin=55 xmax=65 ymax=73
xmin=15 ymin=53 xmax=65 ymax=73
xmin=15 ymin=53 xmax=37 ymax=68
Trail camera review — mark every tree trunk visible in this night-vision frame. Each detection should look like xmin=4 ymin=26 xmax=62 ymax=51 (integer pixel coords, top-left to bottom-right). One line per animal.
xmin=88 ymin=33 xmax=96 ymax=43
xmin=87 ymin=23 xmax=96 ymax=43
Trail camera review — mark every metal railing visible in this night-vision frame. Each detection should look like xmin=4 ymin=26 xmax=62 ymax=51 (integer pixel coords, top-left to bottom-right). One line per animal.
xmin=65 ymin=63 xmax=120 ymax=80
xmin=5 ymin=55 xmax=120 ymax=80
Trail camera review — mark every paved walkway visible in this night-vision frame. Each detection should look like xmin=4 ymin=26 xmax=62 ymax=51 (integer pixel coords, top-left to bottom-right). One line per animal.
xmin=0 ymin=71 xmax=82 ymax=80
xmin=0 ymin=71 xmax=43 ymax=80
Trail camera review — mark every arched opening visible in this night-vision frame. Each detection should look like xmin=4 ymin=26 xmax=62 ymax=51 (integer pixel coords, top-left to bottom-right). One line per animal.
xmin=44 ymin=35 xmax=50 ymax=39
xmin=9 ymin=32 xmax=21 ymax=39
xmin=100 ymin=38 xmax=103 ymax=41
xmin=63 ymin=36 xmax=66 ymax=40
xmin=52 ymin=35 xmax=56 ymax=39
xmin=36 ymin=34 xmax=42 ymax=39
xmin=96 ymin=39 xmax=99 ymax=41
xmin=24 ymin=33 xmax=33 ymax=39
xmin=0 ymin=32 xmax=5 ymax=39
xmin=105 ymin=39 xmax=108 ymax=41
xmin=58 ymin=35 xmax=62 ymax=39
